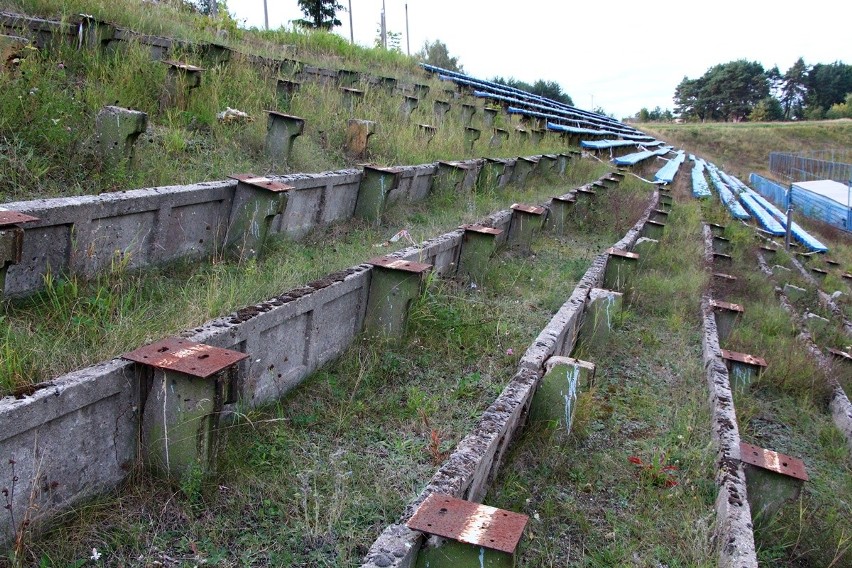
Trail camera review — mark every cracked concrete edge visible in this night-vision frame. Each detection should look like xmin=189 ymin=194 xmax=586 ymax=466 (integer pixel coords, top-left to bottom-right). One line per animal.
xmin=702 ymin=225 xmax=758 ymax=568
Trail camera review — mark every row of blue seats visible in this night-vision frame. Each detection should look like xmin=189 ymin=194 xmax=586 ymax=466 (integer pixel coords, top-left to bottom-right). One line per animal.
xmin=654 ymin=151 xmax=686 ymax=184
xmin=691 ymin=158 xmax=712 ymax=198
xmin=613 ymin=146 xmax=672 ymax=166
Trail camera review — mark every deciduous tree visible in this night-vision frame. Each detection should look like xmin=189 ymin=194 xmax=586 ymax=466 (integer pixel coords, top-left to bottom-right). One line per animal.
xmin=295 ymin=0 xmax=344 ymax=30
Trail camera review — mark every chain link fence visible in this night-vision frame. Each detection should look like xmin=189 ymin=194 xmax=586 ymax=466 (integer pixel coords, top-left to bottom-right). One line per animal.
xmin=769 ymin=150 xmax=852 ymax=184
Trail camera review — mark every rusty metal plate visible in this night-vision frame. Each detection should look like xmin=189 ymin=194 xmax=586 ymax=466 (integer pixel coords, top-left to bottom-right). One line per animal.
xmin=519 ymin=156 xmax=539 ymax=164
xmin=713 ymin=235 xmax=731 ymax=242
xmin=740 ymin=442 xmax=808 ymax=481
xmin=810 ymin=267 xmax=828 ymax=275
xmin=438 ymin=160 xmax=471 ymax=170
xmin=712 ymin=272 xmax=737 ymax=281
xmin=363 ymin=164 xmax=404 ymax=175
xmin=123 ymin=337 xmax=247 ymax=378
xmin=653 ymin=209 xmax=670 ymax=216
xmin=646 ymin=220 xmax=665 ymax=228
xmin=229 ymin=174 xmax=294 ymax=192
xmin=606 ymin=247 xmax=639 ymax=260
xmin=710 ymin=299 xmax=744 ymax=313
xmin=486 ymin=157 xmax=509 ymax=165
xmin=553 ymin=195 xmax=577 ymax=203
xmin=708 ymin=223 xmax=727 ymax=230
xmin=0 ymin=211 xmax=39 ymax=227
xmin=843 ymin=273 xmax=852 ymax=281
xmin=759 ymin=246 xmax=778 ymax=253
xmin=713 ymin=253 xmax=733 ymax=260
xmin=577 ymin=187 xmax=597 ymax=195
xmin=611 ymin=171 xmax=626 ymax=178
xmin=825 ymin=259 xmax=841 ymax=266
xmin=265 ymin=110 xmax=304 ymax=121
xmin=340 ymin=87 xmax=364 ymax=94
xmin=511 ymin=203 xmax=546 ymax=215
xmin=721 ymin=349 xmax=767 ymax=368
xmin=406 ymin=493 xmax=528 ymax=554
xmin=828 ymin=348 xmax=852 ymax=362
xmin=368 ymin=256 xmax=431 ymax=274
xmin=163 ymin=60 xmax=204 ymax=72
xmin=461 ymin=224 xmax=503 ymax=236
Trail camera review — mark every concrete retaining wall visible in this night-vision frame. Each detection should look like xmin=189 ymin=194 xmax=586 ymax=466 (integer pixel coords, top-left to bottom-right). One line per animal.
xmin=0 ymin=168 xmax=612 ymax=548
xmin=2 ymin=158 xmax=542 ymax=298
xmin=360 ymin=190 xmax=659 ymax=568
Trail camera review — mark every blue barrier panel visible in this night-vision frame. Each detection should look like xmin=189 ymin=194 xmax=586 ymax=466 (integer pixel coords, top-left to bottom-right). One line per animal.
xmin=654 ymin=151 xmax=686 ymax=184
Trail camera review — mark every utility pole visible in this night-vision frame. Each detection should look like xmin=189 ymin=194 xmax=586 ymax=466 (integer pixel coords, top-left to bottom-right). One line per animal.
xmin=263 ymin=0 xmax=269 ymax=30
xmin=348 ymin=0 xmax=354 ymax=44
xmin=785 ymin=183 xmax=794 ymax=250
xmin=405 ymin=3 xmax=410 ymax=55
xmin=208 ymin=0 xmax=217 ymax=17
xmin=381 ymin=0 xmax=387 ymax=49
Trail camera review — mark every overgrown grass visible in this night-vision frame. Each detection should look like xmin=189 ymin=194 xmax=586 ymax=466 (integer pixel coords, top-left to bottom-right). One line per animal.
xmin=488 ymin=199 xmax=716 ymax=566
xmin=0 ymin=161 xmax=608 ymax=397
xmin=708 ymin=206 xmax=852 ymax=567
xmin=20 ymin=219 xmax=621 ymax=566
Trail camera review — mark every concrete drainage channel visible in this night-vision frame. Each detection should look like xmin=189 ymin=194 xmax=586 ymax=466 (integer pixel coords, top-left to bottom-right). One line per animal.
xmin=0 ymin=165 xmax=635 ymax=555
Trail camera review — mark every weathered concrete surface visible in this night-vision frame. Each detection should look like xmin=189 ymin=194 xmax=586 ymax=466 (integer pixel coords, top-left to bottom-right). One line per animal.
xmin=0 ymin=360 xmax=138 ymax=547
xmin=93 ymin=105 xmax=148 ymax=168
xmin=701 ymin=226 xmax=758 ymax=568
xmin=579 ymin=288 xmax=623 ymax=349
xmin=265 ymin=112 xmax=305 ymax=166
xmin=345 ymin=119 xmax=377 ymax=160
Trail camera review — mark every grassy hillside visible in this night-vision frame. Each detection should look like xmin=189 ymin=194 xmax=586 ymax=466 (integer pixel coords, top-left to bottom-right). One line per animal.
xmin=640 ymin=119 xmax=852 ymax=181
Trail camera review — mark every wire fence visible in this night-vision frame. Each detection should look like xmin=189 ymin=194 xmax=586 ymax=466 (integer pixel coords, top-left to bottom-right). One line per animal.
xmin=769 ymin=150 xmax=852 ymax=184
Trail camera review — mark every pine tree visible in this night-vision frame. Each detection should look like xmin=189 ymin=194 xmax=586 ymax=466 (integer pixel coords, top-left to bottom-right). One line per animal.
xmin=295 ymin=0 xmax=344 ymax=30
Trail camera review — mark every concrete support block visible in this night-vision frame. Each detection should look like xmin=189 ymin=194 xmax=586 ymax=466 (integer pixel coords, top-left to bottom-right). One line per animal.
xmin=650 ymin=208 xmax=670 ymax=224
xmin=408 ymin=493 xmax=527 ymax=568
xmin=76 ymin=14 xmax=116 ymax=49
xmin=417 ymin=124 xmax=437 ymax=144
xmin=510 ymin=157 xmax=537 ymax=187
xmin=337 ymin=68 xmax=360 ymax=88
xmin=0 ymin=34 xmax=30 ymax=70
xmin=804 ymin=312 xmax=831 ymax=336
xmin=341 ymin=87 xmax=365 ymax=113
xmin=758 ymin=246 xmax=777 ymax=261
xmin=603 ymin=248 xmax=639 ymax=292
xmin=94 ymin=105 xmax=148 ymax=168
xmin=464 ymin=127 xmax=481 ymax=152
xmin=433 ymin=161 xmax=473 ymax=195
xmin=712 ymin=272 xmax=738 ymax=296
xmin=714 ymin=252 xmax=733 ymax=267
xmin=739 ymin=442 xmax=808 ymax=522
xmin=478 ymin=158 xmax=508 ymax=191
xmin=483 ymin=107 xmax=499 ymax=128
xmin=710 ymin=299 xmax=744 ymax=344
xmin=276 ymin=79 xmax=301 ymax=106
xmin=489 ymin=128 xmax=509 ymax=148
xmin=123 ymin=338 xmax=247 ymax=478
xmin=721 ymin=349 xmax=767 ymax=392
xmin=160 ymin=61 xmax=203 ymax=110
xmin=225 ymin=175 xmax=292 ymax=261
xmin=782 ymin=283 xmax=807 ymax=302
xmin=401 ymin=95 xmax=419 ymax=119
xmin=632 ymin=237 xmax=658 ymax=258
xmin=538 ymin=154 xmax=557 ymax=175
xmin=507 ymin=203 xmax=546 ymax=254
xmin=364 ymin=257 xmax=431 ymax=338
xmin=433 ymin=99 xmax=451 ymax=122
xmin=530 ymin=129 xmax=545 ymax=145
xmin=279 ymin=58 xmax=301 ymax=76
xmin=199 ymin=42 xmax=232 ymax=66
xmin=771 ymin=264 xmax=792 ymax=280
xmin=810 ymin=267 xmax=828 ymax=282
xmin=265 ymin=111 xmax=305 ymax=166
xmin=709 ymin=223 xmax=726 ymax=237
xmin=354 ymin=165 xmax=403 ymax=223
xmin=345 ymin=118 xmax=376 ymax=160
xmin=579 ymin=288 xmax=623 ymax=349
xmin=458 ymin=224 xmax=503 ymax=283
xmin=413 ymin=84 xmax=430 ymax=99
xmin=544 ymin=196 xmax=575 ymax=235
xmin=378 ymin=76 xmax=397 ymax=94
xmin=556 ymin=153 xmax=572 ymax=175
xmin=658 ymin=192 xmax=673 ymax=210
xmin=516 ymin=129 xmax=529 ymax=143
xmin=461 ymin=103 xmax=476 ymax=126
xmin=0 ymin=212 xmax=38 ymax=299
xmin=530 ymin=356 xmax=596 ymax=434
xmin=713 ymin=235 xmax=731 ymax=255
xmin=641 ymin=219 xmax=665 ymax=240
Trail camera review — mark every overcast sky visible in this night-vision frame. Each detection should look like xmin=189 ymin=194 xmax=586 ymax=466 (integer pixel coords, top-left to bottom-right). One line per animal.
xmin=227 ymin=0 xmax=851 ymax=119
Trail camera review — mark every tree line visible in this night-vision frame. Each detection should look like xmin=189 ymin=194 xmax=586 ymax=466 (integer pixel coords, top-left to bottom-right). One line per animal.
xmin=641 ymin=58 xmax=852 ymax=123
